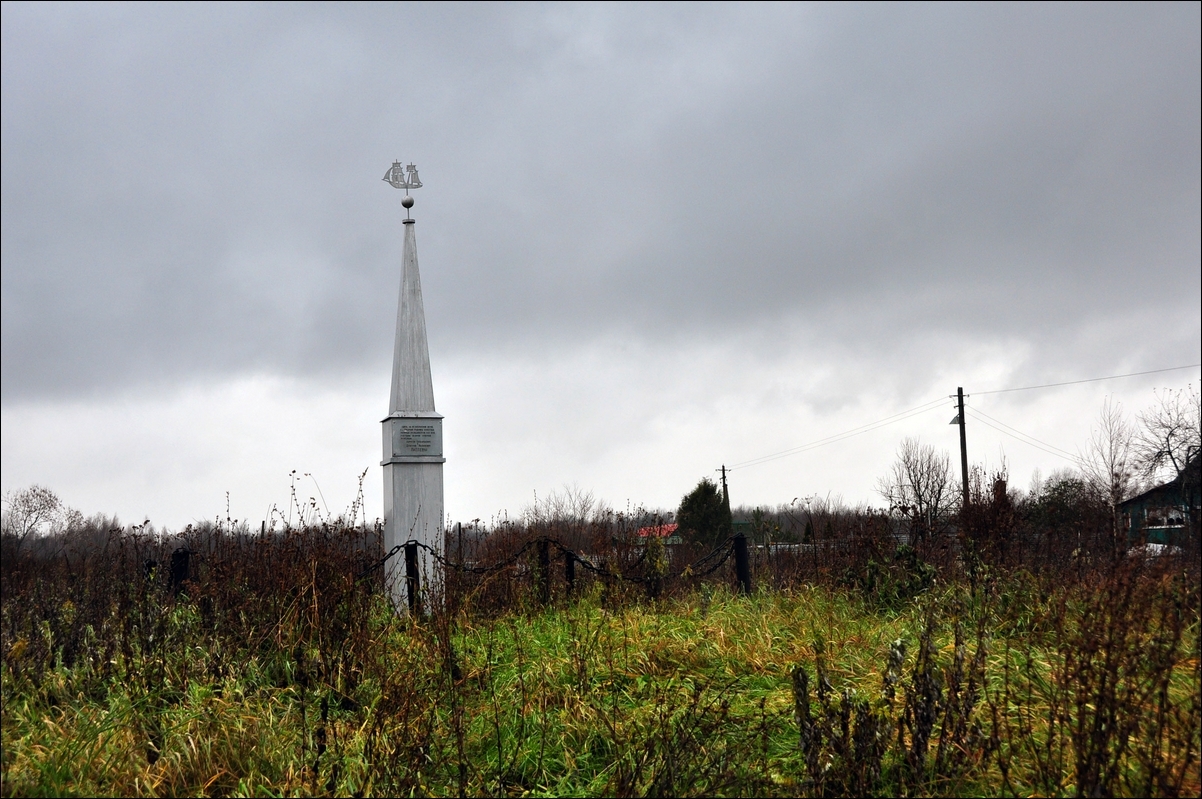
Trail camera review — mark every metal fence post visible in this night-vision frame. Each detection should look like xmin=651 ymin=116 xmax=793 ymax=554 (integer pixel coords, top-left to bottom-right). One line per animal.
xmin=564 ymin=550 xmax=576 ymax=598
xmin=734 ymin=533 xmax=752 ymax=595
xmin=170 ymin=548 xmax=190 ymax=596
xmin=405 ymin=540 xmax=421 ymax=616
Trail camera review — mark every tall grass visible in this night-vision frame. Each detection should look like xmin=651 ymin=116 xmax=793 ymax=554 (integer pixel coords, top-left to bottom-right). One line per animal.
xmin=2 ymin=513 xmax=1199 ymax=797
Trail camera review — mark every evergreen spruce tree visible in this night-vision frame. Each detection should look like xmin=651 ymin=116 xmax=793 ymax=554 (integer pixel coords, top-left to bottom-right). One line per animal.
xmin=677 ymin=478 xmax=728 ymax=548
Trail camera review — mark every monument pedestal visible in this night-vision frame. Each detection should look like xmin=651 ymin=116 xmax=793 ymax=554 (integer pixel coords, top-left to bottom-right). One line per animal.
xmin=381 ymin=411 xmax=444 ymax=610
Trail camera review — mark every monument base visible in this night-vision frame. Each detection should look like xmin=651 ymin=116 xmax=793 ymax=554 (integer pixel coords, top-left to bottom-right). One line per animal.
xmin=382 ymin=461 xmax=444 ymax=613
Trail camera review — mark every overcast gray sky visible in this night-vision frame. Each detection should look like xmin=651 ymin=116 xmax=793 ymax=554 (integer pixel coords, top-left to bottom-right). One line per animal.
xmin=3 ymin=3 xmax=1199 ymax=528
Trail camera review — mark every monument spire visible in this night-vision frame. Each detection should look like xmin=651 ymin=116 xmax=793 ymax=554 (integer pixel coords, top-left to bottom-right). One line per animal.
xmin=388 ymin=206 xmax=435 ymax=413
xmin=381 ymin=160 xmax=443 ymax=613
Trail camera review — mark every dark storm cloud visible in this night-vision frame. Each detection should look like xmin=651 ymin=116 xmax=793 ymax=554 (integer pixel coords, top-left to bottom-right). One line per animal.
xmin=3 ymin=3 xmax=1198 ymax=401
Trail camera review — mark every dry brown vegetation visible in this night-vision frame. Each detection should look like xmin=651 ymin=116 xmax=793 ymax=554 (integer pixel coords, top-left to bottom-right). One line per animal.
xmin=2 ymin=475 xmax=1199 ymax=796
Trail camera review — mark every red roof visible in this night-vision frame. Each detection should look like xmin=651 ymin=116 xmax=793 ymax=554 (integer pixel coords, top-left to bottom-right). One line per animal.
xmin=636 ymin=523 xmax=678 ymax=538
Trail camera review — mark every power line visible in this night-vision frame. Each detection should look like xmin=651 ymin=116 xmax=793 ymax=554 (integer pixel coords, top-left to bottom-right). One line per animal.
xmin=724 ymin=363 xmax=1198 ymax=474
xmin=967 ymin=414 xmax=1079 ymax=464
xmin=973 ymin=364 xmax=1200 ymax=396
xmin=967 ymin=407 xmax=1079 ymax=460
xmin=729 ymin=397 xmax=946 ymax=471
xmin=965 ymin=408 xmax=1080 ymax=464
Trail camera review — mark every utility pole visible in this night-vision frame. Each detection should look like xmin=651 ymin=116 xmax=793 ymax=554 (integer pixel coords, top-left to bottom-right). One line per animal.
xmin=720 ymin=465 xmax=751 ymax=593
xmin=957 ymin=387 xmax=970 ymax=510
xmin=718 ymin=464 xmax=733 ymax=539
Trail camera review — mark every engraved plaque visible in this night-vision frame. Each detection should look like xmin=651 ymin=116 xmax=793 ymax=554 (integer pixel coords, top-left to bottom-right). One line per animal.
xmin=385 ymin=416 xmax=443 ymax=460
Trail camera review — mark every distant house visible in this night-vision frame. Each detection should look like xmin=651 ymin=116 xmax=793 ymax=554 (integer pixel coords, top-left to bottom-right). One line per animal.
xmin=636 ymin=523 xmax=682 ymax=545
xmin=1120 ymin=456 xmax=1200 ymax=548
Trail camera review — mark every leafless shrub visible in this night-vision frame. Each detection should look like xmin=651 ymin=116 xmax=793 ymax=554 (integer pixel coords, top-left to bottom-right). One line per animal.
xmin=988 ymin=559 xmax=1201 ymax=797
xmin=790 ymin=607 xmax=990 ymax=796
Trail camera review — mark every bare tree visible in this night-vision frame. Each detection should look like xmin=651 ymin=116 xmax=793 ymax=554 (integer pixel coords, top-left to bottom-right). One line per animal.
xmin=1 ymin=485 xmax=82 ymax=554
xmin=877 ymin=437 xmax=953 ymax=540
xmin=1134 ymin=385 xmax=1201 ymax=483
xmin=523 ymin=483 xmax=608 ymax=525
xmin=1079 ymin=398 xmax=1138 ymax=554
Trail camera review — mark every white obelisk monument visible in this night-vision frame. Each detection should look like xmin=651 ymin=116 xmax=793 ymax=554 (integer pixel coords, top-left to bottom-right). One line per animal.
xmin=381 ymin=161 xmax=443 ymax=612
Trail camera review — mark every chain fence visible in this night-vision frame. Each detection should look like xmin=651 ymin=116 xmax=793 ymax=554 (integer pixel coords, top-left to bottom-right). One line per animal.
xmin=358 ymin=530 xmax=754 ymax=616
xmin=5 ymin=488 xmax=1165 ymax=625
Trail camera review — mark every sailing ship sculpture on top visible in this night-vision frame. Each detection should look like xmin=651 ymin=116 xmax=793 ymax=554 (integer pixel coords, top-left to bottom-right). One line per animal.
xmin=381 ymin=160 xmax=442 ymax=614
xmin=383 ymin=161 xmax=422 ymax=191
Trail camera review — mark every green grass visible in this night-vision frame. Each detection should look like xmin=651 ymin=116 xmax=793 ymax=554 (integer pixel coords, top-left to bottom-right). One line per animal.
xmin=3 ymin=578 xmax=1199 ymax=797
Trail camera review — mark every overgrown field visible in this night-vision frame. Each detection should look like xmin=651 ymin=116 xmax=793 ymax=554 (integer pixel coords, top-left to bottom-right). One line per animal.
xmin=2 ymin=523 xmax=1200 ymax=797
